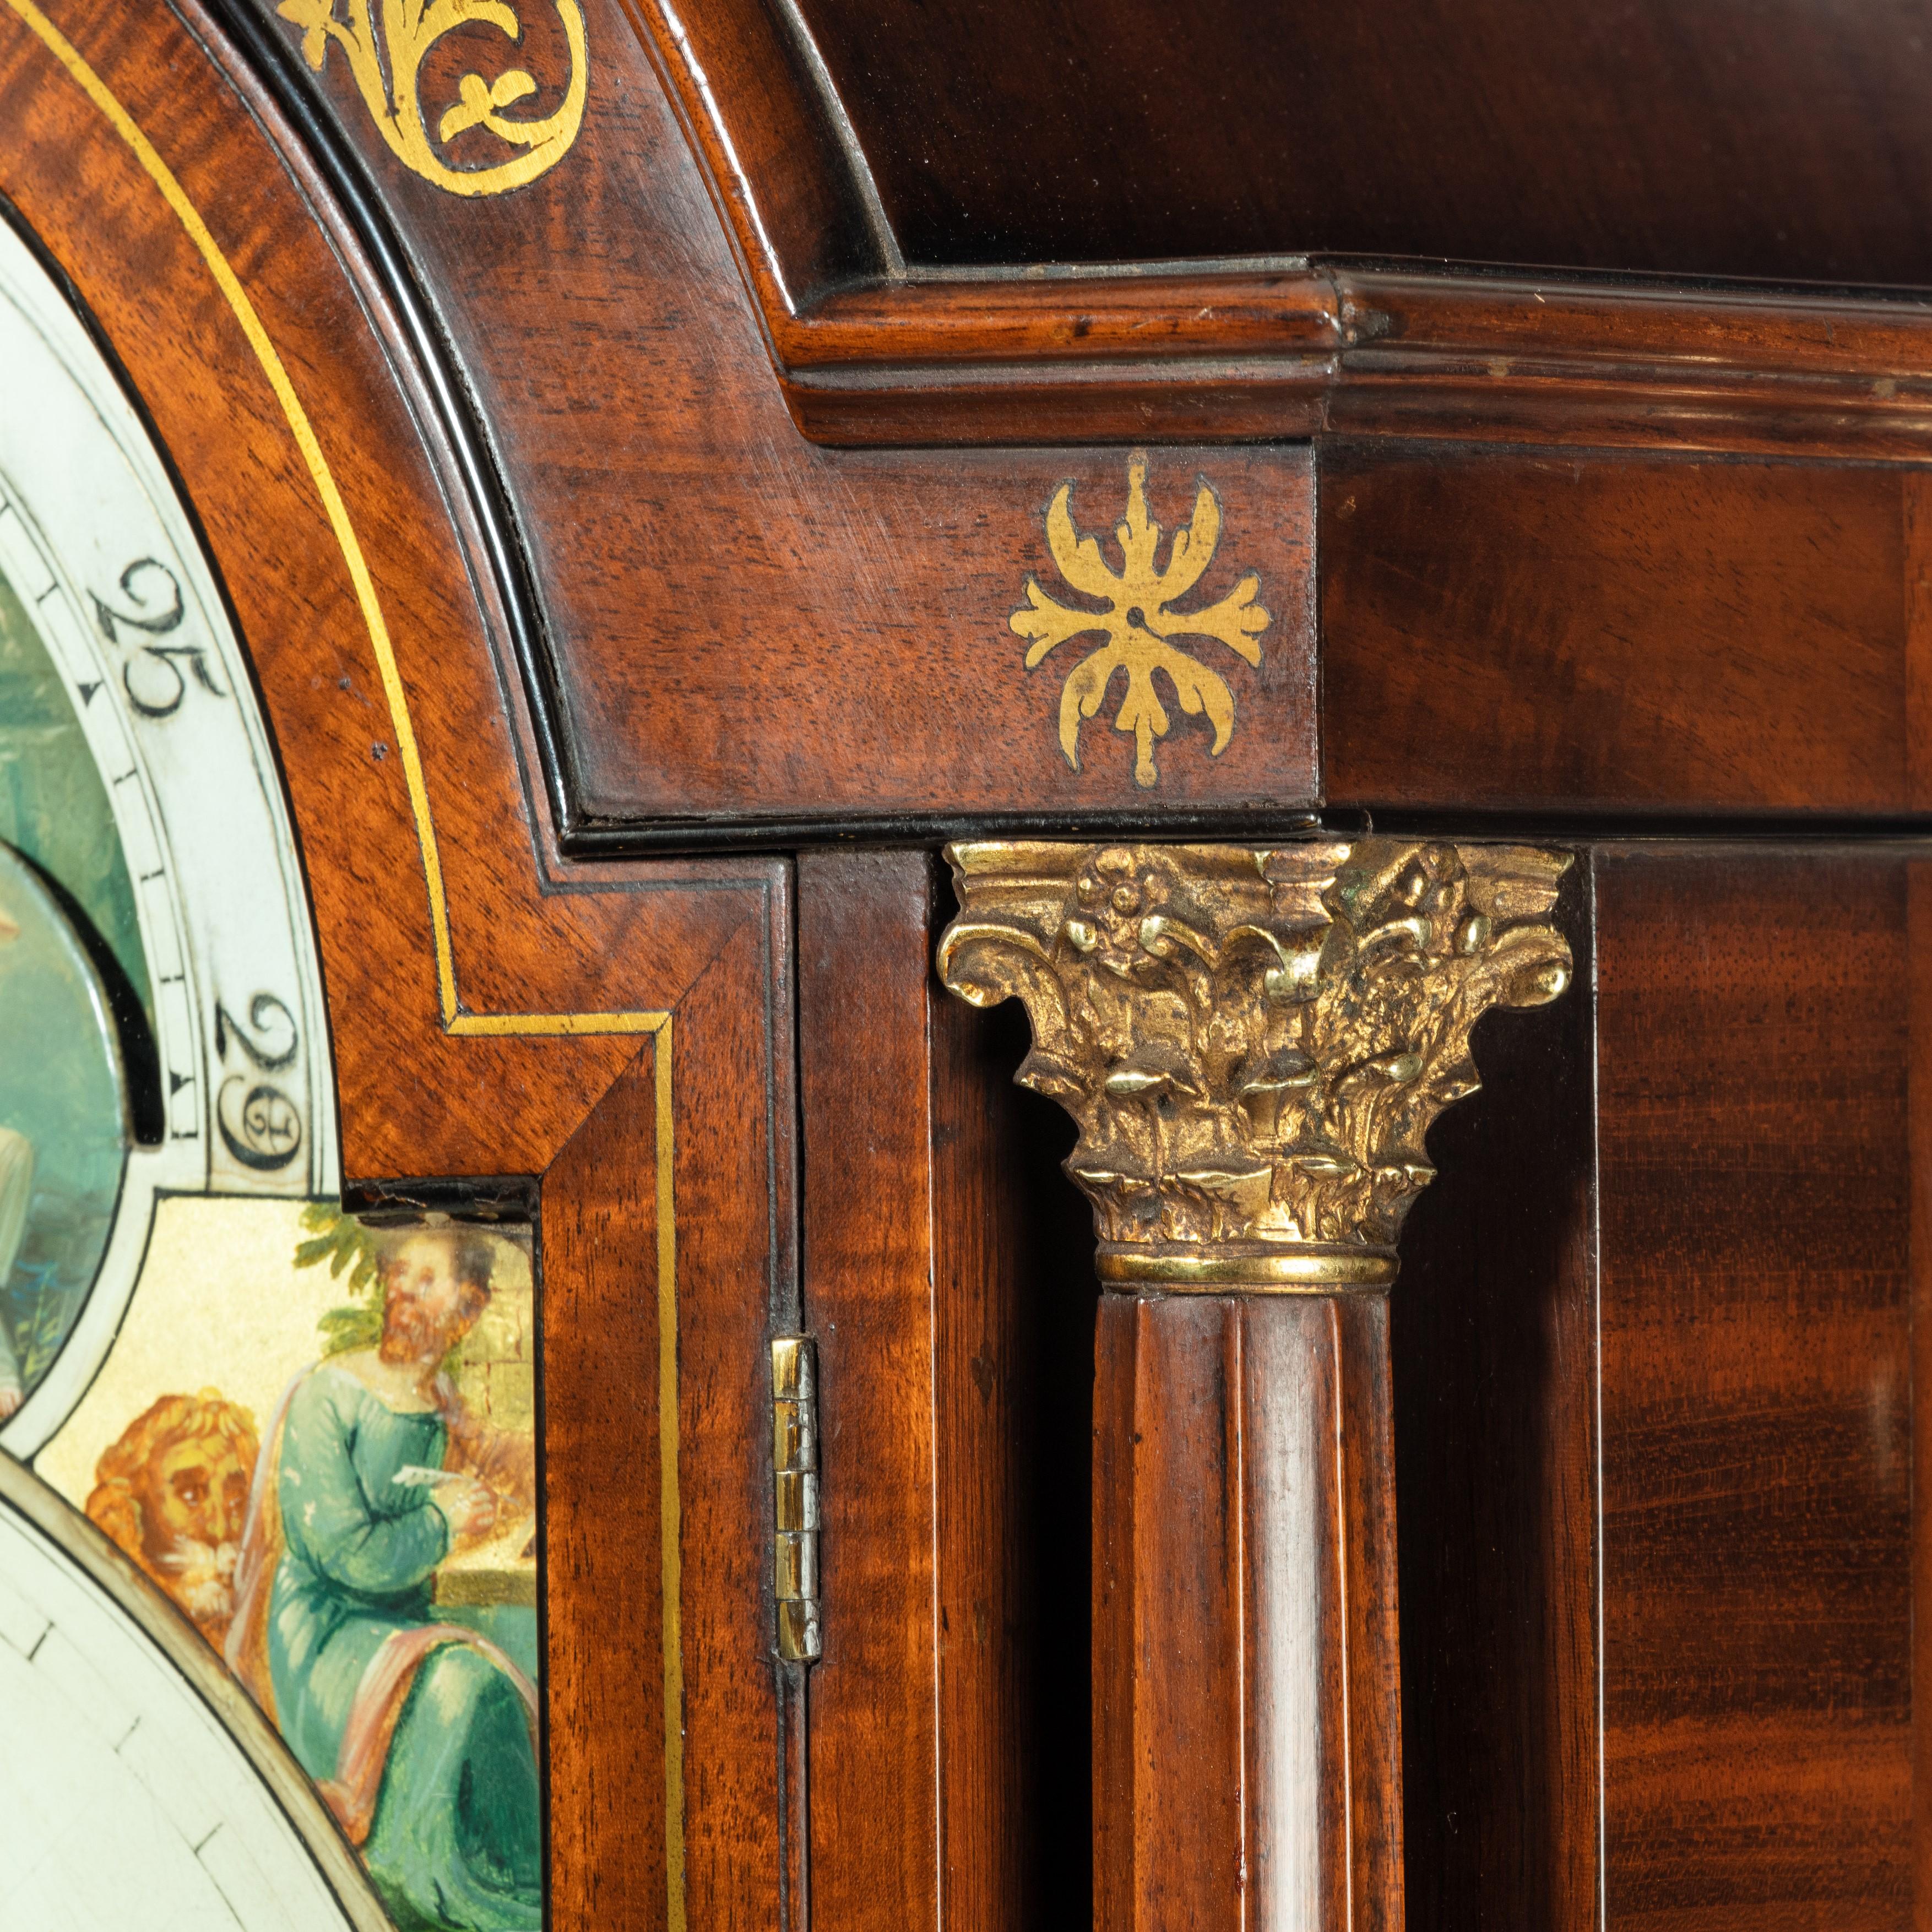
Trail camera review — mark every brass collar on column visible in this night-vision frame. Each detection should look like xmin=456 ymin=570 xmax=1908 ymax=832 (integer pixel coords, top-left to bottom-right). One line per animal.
xmin=1094 ymin=1245 xmax=1398 ymax=1291
xmin=936 ymin=839 xmax=1572 ymax=1294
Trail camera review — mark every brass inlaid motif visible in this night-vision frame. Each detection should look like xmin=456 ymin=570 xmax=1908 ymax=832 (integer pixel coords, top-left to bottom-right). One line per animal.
xmin=276 ymin=0 xmax=588 ymax=196
xmin=1011 ymin=454 xmax=1270 ymax=788
xmin=938 ymin=840 xmax=1572 ymax=1287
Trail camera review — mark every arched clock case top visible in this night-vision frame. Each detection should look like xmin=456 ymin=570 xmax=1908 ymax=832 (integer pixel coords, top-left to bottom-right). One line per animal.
xmin=0 ymin=8 xmax=795 ymax=1932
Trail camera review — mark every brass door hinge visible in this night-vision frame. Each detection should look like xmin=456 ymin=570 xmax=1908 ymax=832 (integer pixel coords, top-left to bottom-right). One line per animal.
xmin=772 ymin=1336 xmax=822 ymax=1663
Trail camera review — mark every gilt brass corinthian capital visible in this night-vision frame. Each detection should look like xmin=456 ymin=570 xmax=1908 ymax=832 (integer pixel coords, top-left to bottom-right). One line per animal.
xmin=937 ymin=840 xmax=1572 ymax=1291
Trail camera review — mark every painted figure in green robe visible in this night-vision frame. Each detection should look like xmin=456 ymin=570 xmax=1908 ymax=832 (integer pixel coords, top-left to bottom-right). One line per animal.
xmin=229 ymin=1228 xmax=541 ymax=1931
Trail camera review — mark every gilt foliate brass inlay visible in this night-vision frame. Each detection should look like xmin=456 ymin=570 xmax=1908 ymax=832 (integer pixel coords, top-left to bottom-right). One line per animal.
xmin=1011 ymin=454 xmax=1270 ymax=789
xmin=937 ymin=840 xmax=1572 ymax=1287
xmin=278 ymin=0 xmax=588 ymax=196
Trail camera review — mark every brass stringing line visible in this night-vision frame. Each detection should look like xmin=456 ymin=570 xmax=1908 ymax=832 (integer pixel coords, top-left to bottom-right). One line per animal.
xmin=6 ymin=13 xmax=686 ymax=1930
xmin=654 ymin=1021 xmax=687 ymax=1929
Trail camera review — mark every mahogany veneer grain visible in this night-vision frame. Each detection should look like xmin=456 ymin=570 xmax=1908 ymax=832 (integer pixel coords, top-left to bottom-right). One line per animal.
xmin=1597 ymin=853 xmax=1914 ymax=1927
xmin=1323 ymin=452 xmax=1909 ymax=818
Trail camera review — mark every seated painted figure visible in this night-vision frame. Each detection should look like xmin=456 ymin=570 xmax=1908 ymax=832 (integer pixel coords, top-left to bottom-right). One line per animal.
xmin=229 ymin=1228 xmax=541 ymax=1931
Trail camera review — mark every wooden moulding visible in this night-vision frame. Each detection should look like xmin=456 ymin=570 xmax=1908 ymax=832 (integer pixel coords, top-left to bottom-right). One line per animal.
xmin=778 ymin=268 xmax=1932 ymax=458
xmin=612 ymin=0 xmax=1932 ymax=455
xmin=190 ymin=0 xmax=1932 ymax=850
xmin=202 ymin=0 xmax=1932 ymax=458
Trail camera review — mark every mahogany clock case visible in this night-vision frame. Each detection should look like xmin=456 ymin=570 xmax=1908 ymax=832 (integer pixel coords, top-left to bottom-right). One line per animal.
xmin=0 ymin=9 xmax=796 ymax=1932
xmin=187 ymin=0 xmax=1932 ymax=849
xmin=1 ymin=2 xmax=1930 ymax=1932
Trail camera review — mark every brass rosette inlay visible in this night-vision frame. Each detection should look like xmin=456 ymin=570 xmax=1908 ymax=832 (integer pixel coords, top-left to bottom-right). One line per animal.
xmin=937 ymin=839 xmax=1572 ymax=1290
xmin=1010 ymin=454 xmax=1270 ymax=789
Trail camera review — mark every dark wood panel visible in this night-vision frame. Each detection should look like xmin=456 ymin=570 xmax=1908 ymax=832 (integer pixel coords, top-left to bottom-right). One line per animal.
xmin=1596 ymin=852 xmax=1912 ymax=1927
xmin=539 ymin=914 xmax=796 ymax=1931
xmin=1391 ymin=854 xmax=1598 ymax=1932
xmin=1322 ymin=452 xmax=1909 ymax=817
xmin=544 ymin=1049 xmax=670 ymax=1929
xmin=799 ymin=850 xmax=1096 ymax=1932
xmin=932 ymin=975 xmax=1095 ymax=1931
xmin=795 ymin=0 xmax=1932 ymax=286
xmin=797 ymin=850 xmax=943 ymax=1932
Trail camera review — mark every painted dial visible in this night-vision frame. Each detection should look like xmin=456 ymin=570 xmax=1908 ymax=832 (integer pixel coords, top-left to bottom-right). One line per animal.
xmin=0 ymin=214 xmax=337 ymax=1454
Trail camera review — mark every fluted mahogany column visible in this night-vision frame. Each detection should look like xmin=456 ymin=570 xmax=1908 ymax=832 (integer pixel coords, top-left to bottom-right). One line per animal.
xmin=938 ymin=840 xmax=1572 ymax=1932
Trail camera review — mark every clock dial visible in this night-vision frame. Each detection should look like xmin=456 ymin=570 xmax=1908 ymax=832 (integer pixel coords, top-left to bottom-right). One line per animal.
xmin=0 ymin=215 xmax=337 ymax=1452
xmin=0 ymin=843 xmax=127 ymax=1420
